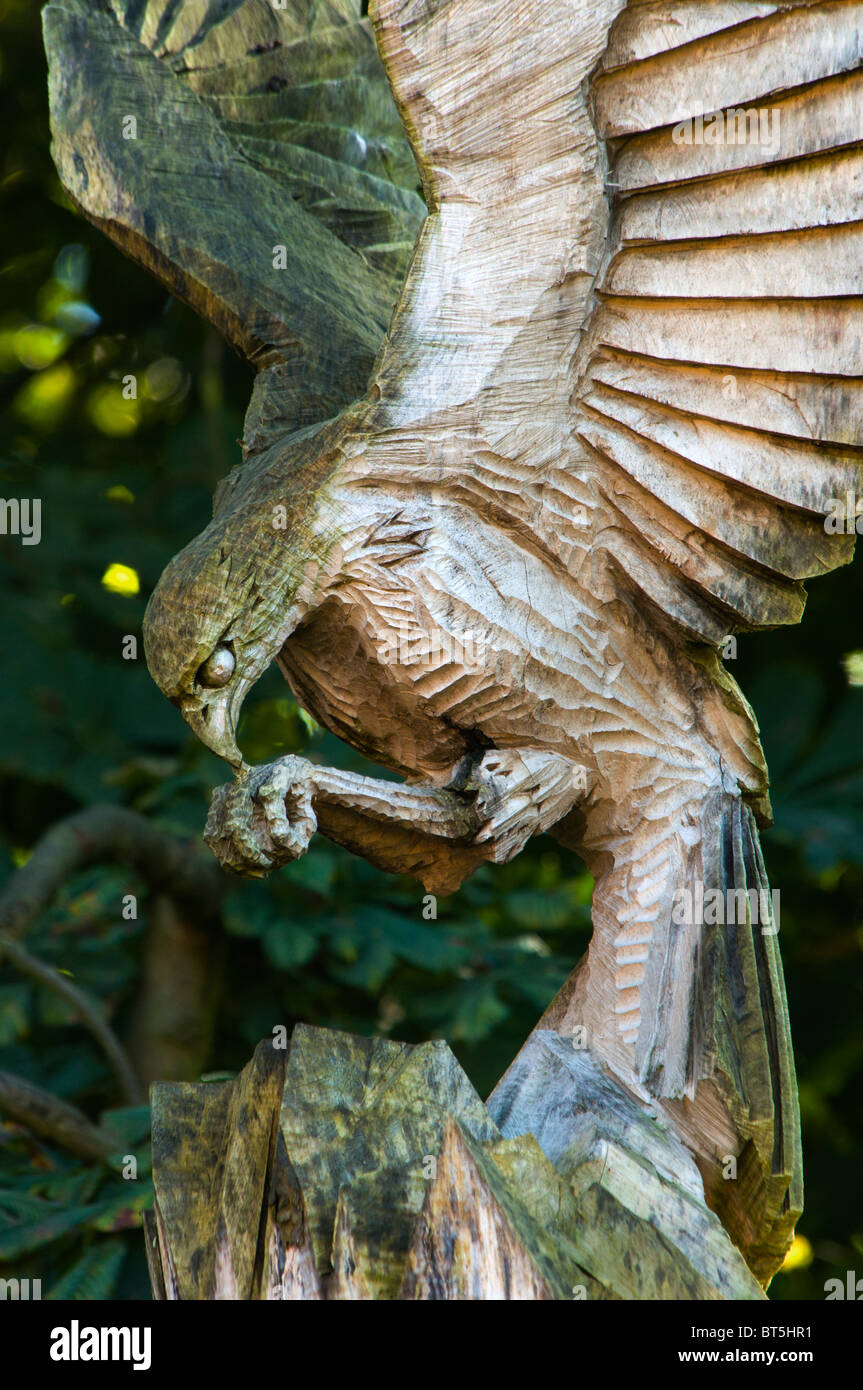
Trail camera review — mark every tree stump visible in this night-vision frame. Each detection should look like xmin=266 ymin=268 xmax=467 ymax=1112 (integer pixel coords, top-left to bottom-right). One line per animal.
xmin=144 ymin=1025 xmax=764 ymax=1300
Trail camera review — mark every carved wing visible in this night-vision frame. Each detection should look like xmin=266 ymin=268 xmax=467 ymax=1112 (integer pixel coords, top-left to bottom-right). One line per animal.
xmin=42 ymin=0 xmax=424 ymax=457
xmin=574 ymin=0 xmax=863 ymax=644
xmin=338 ymin=0 xmax=863 ymax=657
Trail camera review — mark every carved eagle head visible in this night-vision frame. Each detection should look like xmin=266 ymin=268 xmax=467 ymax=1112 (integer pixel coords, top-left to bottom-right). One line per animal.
xmin=142 ymin=526 xmax=255 ymax=770
xmin=142 ymin=419 xmax=350 ymax=767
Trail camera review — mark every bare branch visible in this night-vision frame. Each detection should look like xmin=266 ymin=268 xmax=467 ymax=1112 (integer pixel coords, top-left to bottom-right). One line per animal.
xmin=0 ymin=804 xmax=223 ymax=945
xmin=0 ymin=934 xmax=144 ymax=1105
xmin=0 ymin=1070 xmax=124 ymax=1165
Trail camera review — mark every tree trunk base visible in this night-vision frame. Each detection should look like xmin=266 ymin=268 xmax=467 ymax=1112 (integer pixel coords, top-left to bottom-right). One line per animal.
xmin=144 ymin=1025 xmax=765 ymax=1301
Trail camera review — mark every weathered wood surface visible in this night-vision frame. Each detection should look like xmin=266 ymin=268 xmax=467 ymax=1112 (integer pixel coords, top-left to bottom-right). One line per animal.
xmin=146 ymin=1026 xmax=764 ymax=1300
xmin=43 ymin=0 xmax=423 ymax=449
xmin=46 ymin=0 xmax=863 ymax=1289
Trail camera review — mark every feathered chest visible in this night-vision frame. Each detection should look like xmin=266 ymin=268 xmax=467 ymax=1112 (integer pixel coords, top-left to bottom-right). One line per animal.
xmin=275 ymin=500 xmax=678 ymax=780
xmin=276 ymin=576 xmax=479 ymax=783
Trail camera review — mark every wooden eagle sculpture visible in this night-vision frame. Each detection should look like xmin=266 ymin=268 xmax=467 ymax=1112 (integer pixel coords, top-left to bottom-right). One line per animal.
xmin=45 ymin=0 xmax=863 ymax=1283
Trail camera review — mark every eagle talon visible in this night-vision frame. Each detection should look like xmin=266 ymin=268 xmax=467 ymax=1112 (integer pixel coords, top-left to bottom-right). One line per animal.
xmin=204 ymin=755 xmax=318 ymax=877
xmin=256 ymin=758 xmax=318 ymax=857
xmin=463 ymin=749 xmax=591 ymax=863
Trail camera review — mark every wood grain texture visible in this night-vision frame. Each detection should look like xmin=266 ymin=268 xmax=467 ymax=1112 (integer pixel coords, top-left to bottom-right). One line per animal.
xmin=43 ymin=0 xmax=423 ymax=445
xmin=148 ymin=1027 xmax=765 ymax=1299
xmin=46 ymin=0 xmax=863 ymax=1285
xmin=149 ymin=1038 xmax=286 ymax=1299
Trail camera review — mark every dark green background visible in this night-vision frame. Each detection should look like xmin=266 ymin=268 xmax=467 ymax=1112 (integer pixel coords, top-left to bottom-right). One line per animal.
xmin=0 ymin=0 xmax=860 ymax=1300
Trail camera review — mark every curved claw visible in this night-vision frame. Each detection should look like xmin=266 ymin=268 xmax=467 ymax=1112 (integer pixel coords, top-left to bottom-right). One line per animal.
xmin=203 ymin=781 xmax=272 ymax=876
xmin=257 ymin=763 xmax=318 ymax=857
xmin=204 ymin=756 xmax=318 ymax=877
xmin=465 ymin=749 xmax=591 ymax=863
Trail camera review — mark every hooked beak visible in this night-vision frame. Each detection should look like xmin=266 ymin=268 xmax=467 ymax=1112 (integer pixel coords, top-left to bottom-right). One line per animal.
xmin=180 ymin=684 xmax=248 ymax=771
xmin=174 ymin=606 xmax=307 ymax=771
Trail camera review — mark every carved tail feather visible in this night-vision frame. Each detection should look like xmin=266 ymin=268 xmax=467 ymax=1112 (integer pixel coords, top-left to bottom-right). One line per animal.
xmin=639 ymin=792 xmax=792 ymax=1102
xmin=667 ymin=795 xmax=803 ymax=1283
xmin=544 ymin=787 xmax=801 ymax=1282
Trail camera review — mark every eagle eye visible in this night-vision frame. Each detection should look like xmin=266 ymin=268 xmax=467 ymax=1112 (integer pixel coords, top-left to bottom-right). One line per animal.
xmin=197 ymin=644 xmax=235 ymax=688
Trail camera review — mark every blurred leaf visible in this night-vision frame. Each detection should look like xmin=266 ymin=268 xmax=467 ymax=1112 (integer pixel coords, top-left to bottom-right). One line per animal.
xmin=0 ymin=1203 xmax=107 ymax=1259
xmin=0 ymin=986 xmax=30 ymax=1045
xmin=46 ymin=1237 xmax=125 ymax=1300
xmin=262 ymin=922 xmax=318 ymax=970
xmin=100 ymin=1105 xmax=150 ymax=1142
xmin=446 ymin=979 xmax=509 ymax=1044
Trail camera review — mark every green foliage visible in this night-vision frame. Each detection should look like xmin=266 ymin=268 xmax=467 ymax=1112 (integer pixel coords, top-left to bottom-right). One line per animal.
xmin=47 ymin=1238 xmax=127 ymax=1301
xmin=0 ymin=0 xmax=860 ymax=1303
xmin=219 ymin=827 xmax=591 ymax=1083
xmin=0 ymin=1101 xmax=152 ymax=1297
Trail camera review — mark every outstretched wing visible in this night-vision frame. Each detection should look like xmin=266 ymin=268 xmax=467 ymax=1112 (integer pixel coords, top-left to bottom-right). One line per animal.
xmin=45 ymin=0 xmax=863 ymax=631
xmin=342 ymin=0 xmax=863 ymax=654
xmin=575 ymin=0 xmax=863 ymax=644
xmin=43 ymin=0 xmax=424 ymax=459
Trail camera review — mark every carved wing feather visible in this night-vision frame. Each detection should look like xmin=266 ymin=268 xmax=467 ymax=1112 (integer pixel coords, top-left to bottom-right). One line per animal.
xmin=360 ymin=0 xmax=863 ymax=646
xmin=575 ymin=0 xmax=863 ymax=641
xmin=43 ymin=0 xmax=424 ymax=455
xmin=46 ymin=0 xmax=863 ymax=641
